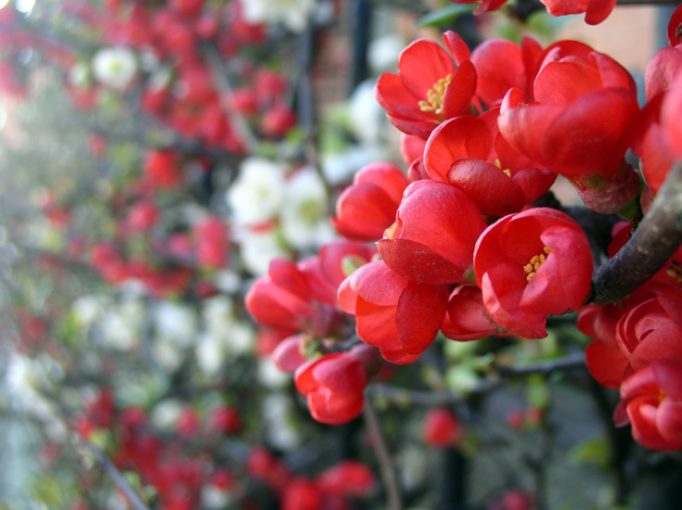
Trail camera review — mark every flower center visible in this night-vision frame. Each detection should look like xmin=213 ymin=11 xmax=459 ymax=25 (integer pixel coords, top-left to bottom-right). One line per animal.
xmin=494 ymin=159 xmax=512 ymax=178
xmin=418 ymin=74 xmax=453 ymax=117
xmin=523 ymin=246 xmax=553 ymax=282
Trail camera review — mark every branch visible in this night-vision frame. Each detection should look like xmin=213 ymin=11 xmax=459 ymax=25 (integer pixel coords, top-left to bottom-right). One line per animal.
xmin=202 ymin=45 xmax=259 ymax=154
xmin=363 ymin=402 xmax=403 ymax=510
xmin=77 ymin=438 xmax=151 ymax=510
xmin=592 ymin=163 xmax=682 ymax=304
xmin=492 ymin=352 xmax=586 ymax=378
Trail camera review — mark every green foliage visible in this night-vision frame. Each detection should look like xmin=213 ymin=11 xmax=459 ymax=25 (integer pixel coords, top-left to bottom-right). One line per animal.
xmin=416 ymin=4 xmax=475 ymax=29
xmin=569 ymin=438 xmax=610 ymax=469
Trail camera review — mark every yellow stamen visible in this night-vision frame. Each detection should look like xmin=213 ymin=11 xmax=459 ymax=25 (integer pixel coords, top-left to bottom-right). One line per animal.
xmin=494 ymin=159 xmax=512 ymax=178
xmin=418 ymin=75 xmax=453 ymax=118
xmin=523 ymin=246 xmax=553 ymax=282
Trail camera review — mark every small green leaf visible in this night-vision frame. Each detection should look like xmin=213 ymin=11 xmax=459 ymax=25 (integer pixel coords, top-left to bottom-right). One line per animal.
xmin=569 ymin=438 xmax=610 ymax=468
xmin=416 ymin=5 xmax=474 ymax=29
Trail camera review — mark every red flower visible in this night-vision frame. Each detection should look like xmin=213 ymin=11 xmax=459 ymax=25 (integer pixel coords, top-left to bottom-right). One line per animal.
xmin=194 ymin=216 xmax=228 ymax=269
xmin=669 ymin=4 xmax=682 ymax=46
xmin=474 ymin=208 xmax=593 ymax=338
xmin=333 ymin=162 xmax=409 ymax=241
xmin=498 ymin=41 xmax=639 ymax=212
xmin=615 ymin=285 xmax=682 ymax=372
xmin=375 ymin=32 xmax=477 ymax=138
xmin=661 ymin=73 xmax=682 ymax=159
xmin=423 ymin=408 xmax=463 ymax=447
xmin=378 ymin=180 xmax=486 ymax=285
xmin=540 ymin=0 xmax=617 ymax=25
xmin=272 ymin=334 xmax=308 ymax=372
xmin=424 ymin=112 xmax=555 ymax=216
xmin=282 ymin=478 xmax=323 ymax=510
xmin=338 ymin=260 xmax=449 ymax=364
xmin=441 ymin=285 xmax=500 ymax=341
xmin=615 ymin=361 xmax=682 ymax=451
xmin=318 ymin=461 xmax=376 ymax=498
xmin=294 ymin=351 xmax=368 ymax=425
xmin=144 ymin=149 xmax=182 ymax=189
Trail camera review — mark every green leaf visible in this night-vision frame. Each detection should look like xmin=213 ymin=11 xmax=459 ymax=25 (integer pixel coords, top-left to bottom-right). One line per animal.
xmin=416 ymin=5 xmax=474 ymax=29
xmin=569 ymin=438 xmax=610 ymax=468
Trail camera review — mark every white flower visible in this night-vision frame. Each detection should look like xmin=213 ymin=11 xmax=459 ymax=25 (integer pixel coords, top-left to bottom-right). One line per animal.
xmin=369 ymin=35 xmax=403 ymax=74
xmin=202 ymin=486 xmax=232 ymax=509
xmin=240 ymin=0 xmax=316 ymax=33
xmin=92 ymin=47 xmax=138 ymax=91
xmin=72 ymin=294 xmax=110 ymax=330
xmin=154 ymin=301 xmax=197 ymax=347
xmin=262 ymin=394 xmax=301 ymax=450
xmin=100 ymin=298 xmax=144 ymax=351
xmin=151 ymin=399 xmax=183 ymax=430
xmin=68 ymin=62 xmax=91 ymax=89
xmin=238 ymin=228 xmax=289 ymax=275
xmin=258 ymin=358 xmax=289 ymax=389
xmin=399 ymin=446 xmax=428 ymax=491
xmin=153 ymin=339 xmax=184 ymax=371
xmin=349 ymin=80 xmax=386 ymax=145
xmin=281 ymin=169 xmax=335 ymax=250
xmin=196 ymin=333 xmax=225 ymax=376
xmin=322 ymin=144 xmax=386 ymax=185
xmin=227 ymin=158 xmax=286 ymax=225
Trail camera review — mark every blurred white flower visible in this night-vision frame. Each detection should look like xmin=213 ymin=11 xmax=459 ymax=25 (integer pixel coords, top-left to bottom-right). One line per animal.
xmin=349 ymin=80 xmax=385 ymax=145
xmin=238 ymin=228 xmax=289 ymax=275
xmin=92 ymin=47 xmax=138 ymax=90
xmin=153 ymin=339 xmax=184 ymax=371
xmin=154 ymin=301 xmax=197 ymax=347
xmin=262 ymin=394 xmax=301 ymax=450
xmin=72 ymin=294 xmax=110 ymax=330
xmin=322 ymin=144 xmax=386 ymax=185
xmin=240 ymin=0 xmax=315 ymax=33
xmin=100 ymin=298 xmax=144 ymax=351
xmin=227 ymin=158 xmax=286 ymax=225
xmin=68 ymin=62 xmax=90 ymax=89
xmin=151 ymin=399 xmax=183 ymax=430
xmin=258 ymin=358 xmax=289 ymax=389
xmin=369 ymin=35 xmax=403 ymax=74
xmin=281 ymin=169 xmax=335 ymax=250
xmin=202 ymin=486 xmax=233 ymax=510
xmin=196 ymin=333 xmax=226 ymax=376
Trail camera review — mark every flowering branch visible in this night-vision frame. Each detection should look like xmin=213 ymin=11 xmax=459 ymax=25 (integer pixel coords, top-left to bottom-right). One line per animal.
xmin=363 ymin=402 xmax=403 ymax=510
xmin=592 ymin=162 xmax=682 ymax=304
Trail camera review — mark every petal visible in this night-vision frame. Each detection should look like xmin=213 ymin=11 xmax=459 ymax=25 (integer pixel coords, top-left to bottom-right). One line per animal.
xmin=396 ymin=281 xmax=449 ymax=355
xmin=442 ymin=60 xmax=477 ymax=117
xmin=399 ymin=40 xmax=455 ymax=99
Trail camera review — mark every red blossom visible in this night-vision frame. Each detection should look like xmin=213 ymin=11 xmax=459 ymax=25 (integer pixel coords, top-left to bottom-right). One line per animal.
xmin=294 ymin=351 xmax=368 ymax=425
xmin=540 ymin=0 xmax=617 ymax=25
xmin=375 ymin=32 xmax=477 ymax=138
xmin=338 ymin=260 xmax=449 ymax=364
xmin=615 ymin=361 xmax=682 ymax=451
xmin=441 ymin=285 xmax=500 ymax=341
xmin=378 ymin=180 xmax=486 ymax=285
xmin=333 ymin=162 xmax=409 ymax=241
xmin=474 ymin=208 xmax=593 ymax=338
xmin=318 ymin=461 xmax=376 ymax=498
xmin=423 ymin=408 xmax=463 ymax=447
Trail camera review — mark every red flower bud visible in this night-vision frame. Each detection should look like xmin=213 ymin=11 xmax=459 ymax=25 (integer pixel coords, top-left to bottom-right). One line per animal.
xmin=318 ymin=461 xmax=376 ymax=498
xmin=333 ymin=162 xmax=409 ymax=241
xmin=295 ymin=352 xmax=368 ymax=425
xmin=423 ymin=408 xmax=463 ymax=447
xmin=442 ymin=285 xmax=500 ymax=341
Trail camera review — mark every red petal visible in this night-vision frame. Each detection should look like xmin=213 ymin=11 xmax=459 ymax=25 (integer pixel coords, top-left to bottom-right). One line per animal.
xmin=396 ymin=282 xmax=449 ymax=355
xmin=471 ymin=39 xmax=524 ymax=107
xmin=534 ymin=61 xmax=602 ymax=106
xmin=442 ymin=60 xmax=477 ymax=117
xmin=399 ymin=40 xmax=455 ymax=99
xmin=585 ymin=0 xmax=617 ymax=25
xmin=669 ymin=4 xmax=682 ymax=46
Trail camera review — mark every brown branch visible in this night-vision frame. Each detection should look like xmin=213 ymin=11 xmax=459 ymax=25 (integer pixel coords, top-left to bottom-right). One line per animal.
xmin=363 ymin=402 xmax=403 ymax=510
xmin=592 ymin=163 xmax=682 ymax=304
xmin=492 ymin=352 xmax=585 ymax=378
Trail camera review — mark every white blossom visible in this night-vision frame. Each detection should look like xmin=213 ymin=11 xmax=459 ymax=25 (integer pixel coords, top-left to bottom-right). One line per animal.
xmin=92 ymin=47 xmax=138 ymax=91
xmin=238 ymin=228 xmax=289 ymax=275
xmin=281 ymin=169 xmax=335 ymax=250
xmin=100 ymin=298 xmax=144 ymax=351
xmin=258 ymin=358 xmax=289 ymax=389
xmin=154 ymin=301 xmax=197 ymax=347
xmin=240 ymin=0 xmax=316 ymax=33
xmin=227 ymin=158 xmax=286 ymax=225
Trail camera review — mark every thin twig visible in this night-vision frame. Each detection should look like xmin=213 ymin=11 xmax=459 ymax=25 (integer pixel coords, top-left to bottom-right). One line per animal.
xmin=592 ymin=163 xmax=682 ymax=304
xmin=363 ymin=402 xmax=403 ymax=510
xmin=77 ymin=438 xmax=151 ymax=510
xmin=492 ymin=352 xmax=586 ymax=378
xmin=202 ymin=45 xmax=259 ymax=153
